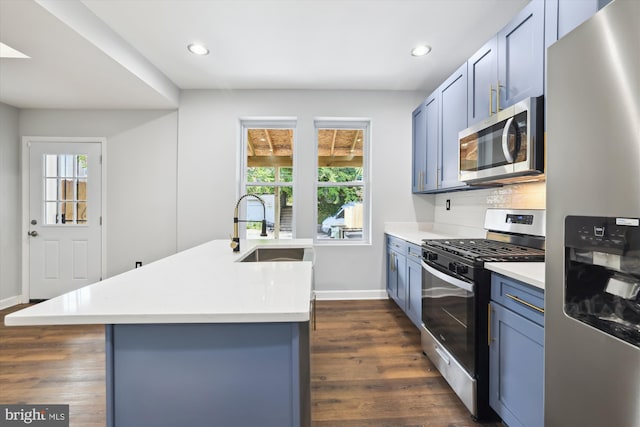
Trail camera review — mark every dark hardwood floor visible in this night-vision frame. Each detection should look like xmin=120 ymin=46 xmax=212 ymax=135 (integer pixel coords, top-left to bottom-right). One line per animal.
xmin=0 ymin=304 xmax=106 ymax=427
xmin=1 ymin=300 xmax=503 ymax=427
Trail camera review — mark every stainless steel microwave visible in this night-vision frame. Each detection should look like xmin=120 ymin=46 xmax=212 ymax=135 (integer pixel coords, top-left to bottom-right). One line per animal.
xmin=458 ymin=96 xmax=544 ymax=184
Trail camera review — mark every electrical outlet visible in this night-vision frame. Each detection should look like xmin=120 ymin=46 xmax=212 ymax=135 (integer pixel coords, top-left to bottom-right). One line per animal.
xmin=446 ymin=199 xmax=451 ymax=211
xmin=135 ymin=261 xmax=142 ymax=268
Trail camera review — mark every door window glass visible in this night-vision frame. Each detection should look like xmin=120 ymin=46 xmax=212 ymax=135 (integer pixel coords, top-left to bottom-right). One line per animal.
xmin=43 ymin=154 xmax=88 ymax=225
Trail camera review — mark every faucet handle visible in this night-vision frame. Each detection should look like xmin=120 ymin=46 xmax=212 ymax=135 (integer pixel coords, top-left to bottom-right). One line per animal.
xmin=230 ymin=234 xmax=239 ymax=251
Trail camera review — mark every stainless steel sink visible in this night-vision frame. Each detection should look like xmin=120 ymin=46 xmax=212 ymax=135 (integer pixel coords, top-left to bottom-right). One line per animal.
xmin=238 ymin=247 xmax=313 ymax=263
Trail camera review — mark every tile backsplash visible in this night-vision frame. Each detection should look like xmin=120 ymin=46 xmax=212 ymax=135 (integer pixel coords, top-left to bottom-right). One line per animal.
xmin=434 ymin=182 xmax=546 ymax=229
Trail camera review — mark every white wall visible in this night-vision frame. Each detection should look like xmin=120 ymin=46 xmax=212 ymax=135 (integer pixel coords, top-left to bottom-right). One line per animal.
xmin=0 ymin=103 xmax=21 ymax=307
xmin=19 ymin=109 xmax=178 ymax=278
xmin=177 ymin=90 xmax=434 ymax=298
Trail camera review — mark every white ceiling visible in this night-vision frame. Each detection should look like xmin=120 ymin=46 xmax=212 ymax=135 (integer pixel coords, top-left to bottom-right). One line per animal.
xmin=0 ymin=0 xmax=528 ymax=109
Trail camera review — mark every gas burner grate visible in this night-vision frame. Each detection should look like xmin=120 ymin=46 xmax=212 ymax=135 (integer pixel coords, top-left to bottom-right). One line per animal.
xmin=423 ymin=239 xmax=545 ymax=262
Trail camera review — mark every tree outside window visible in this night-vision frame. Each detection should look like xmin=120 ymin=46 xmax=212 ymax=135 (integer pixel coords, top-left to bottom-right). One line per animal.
xmin=241 ymin=123 xmax=296 ymax=240
xmin=315 ymin=121 xmax=370 ymax=243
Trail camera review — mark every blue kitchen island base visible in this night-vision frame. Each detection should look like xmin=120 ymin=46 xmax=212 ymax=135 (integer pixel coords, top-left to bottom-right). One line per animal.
xmin=105 ymin=322 xmax=310 ymax=427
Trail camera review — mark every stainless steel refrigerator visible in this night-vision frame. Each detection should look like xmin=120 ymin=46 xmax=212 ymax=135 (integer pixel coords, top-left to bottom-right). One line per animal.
xmin=546 ymin=0 xmax=640 ymax=426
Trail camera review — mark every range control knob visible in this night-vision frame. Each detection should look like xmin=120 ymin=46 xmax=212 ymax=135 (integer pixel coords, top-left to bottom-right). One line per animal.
xmin=455 ymin=264 xmax=469 ymax=275
xmin=426 ymin=252 xmax=438 ymax=261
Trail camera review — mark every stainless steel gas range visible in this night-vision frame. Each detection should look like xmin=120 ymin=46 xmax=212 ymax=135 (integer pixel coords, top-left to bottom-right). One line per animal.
xmin=420 ymin=209 xmax=545 ymax=421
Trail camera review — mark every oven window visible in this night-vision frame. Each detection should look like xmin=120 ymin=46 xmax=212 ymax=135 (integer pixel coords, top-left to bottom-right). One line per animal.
xmin=422 ymin=265 xmax=476 ymax=374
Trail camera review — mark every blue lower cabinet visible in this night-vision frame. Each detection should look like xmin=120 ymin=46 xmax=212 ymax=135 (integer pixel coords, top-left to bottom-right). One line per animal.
xmin=387 ymin=247 xmax=399 ymax=302
xmin=490 ymin=274 xmax=544 ymax=427
xmin=386 ymin=235 xmax=423 ymax=329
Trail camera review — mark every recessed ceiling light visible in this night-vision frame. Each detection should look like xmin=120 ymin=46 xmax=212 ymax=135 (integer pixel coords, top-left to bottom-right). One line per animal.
xmin=187 ymin=43 xmax=209 ymax=56
xmin=411 ymin=44 xmax=432 ymax=57
xmin=0 ymin=42 xmax=30 ymax=59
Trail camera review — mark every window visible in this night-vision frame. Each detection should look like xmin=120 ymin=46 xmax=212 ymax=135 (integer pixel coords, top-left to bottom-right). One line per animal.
xmin=44 ymin=154 xmax=88 ymax=225
xmin=315 ymin=119 xmax=370 ymax=243
xmin=240 ymin=120 xmax=296 ymax=239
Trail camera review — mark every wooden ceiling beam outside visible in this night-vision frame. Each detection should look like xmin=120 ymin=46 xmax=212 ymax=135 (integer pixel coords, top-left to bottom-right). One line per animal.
xmin=264 ymin=129 xmax=274 ymax=153
xmin=330 ymin=129 xmax=337 ymax=157
xmin=248 ymin=156 xmax=362 ymax=168
xmin=248 ymin=156 xmax=293 ymax=167
xmin=350 ymin=130 xmax=360 ymax=153
xmin=318 ymin=156 xmax=363 ymax=167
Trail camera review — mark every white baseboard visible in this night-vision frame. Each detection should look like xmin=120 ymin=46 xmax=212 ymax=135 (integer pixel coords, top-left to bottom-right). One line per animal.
xmin=0 ymin=295 xmax=23 ymax=310
xmin=314 ymin=289 xmax=388 ymax=301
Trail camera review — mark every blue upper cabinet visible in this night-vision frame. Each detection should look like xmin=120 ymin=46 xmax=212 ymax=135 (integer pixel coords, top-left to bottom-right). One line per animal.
xmin=438 ymin=63 xmax=468 ymax=190
xmin=497 ymin=0 xmax=545 ymax=109
xmin=467 ymin=0 xmax=545 ymax=127
xmin=412 ymin=92 xmax=439 ymax=193
xmin=424 ymin=93 xmax=439 ymax=192
xmin=467 ymin=37 xmax=498 ymax=126
xmin=410 ymin=65 xmax=466 ymax=194
xmin=412 ymin=102 xmax=427 ymax=193
xmin=545 ymin=0 xmax=612 ymax=47
xmin=411 ymin=0 xmax=611 ymax=193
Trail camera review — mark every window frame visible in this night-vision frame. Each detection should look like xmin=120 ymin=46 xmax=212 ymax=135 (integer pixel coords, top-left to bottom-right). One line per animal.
xmin=238 ymin=118 xmax=298 ymax=240
xmin=314 ymin=118 xmax=371 ymax=245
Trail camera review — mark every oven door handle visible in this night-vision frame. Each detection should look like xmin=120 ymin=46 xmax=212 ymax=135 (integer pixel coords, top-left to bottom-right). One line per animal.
xmin=422 ymin=261 xmax=474 ymax=293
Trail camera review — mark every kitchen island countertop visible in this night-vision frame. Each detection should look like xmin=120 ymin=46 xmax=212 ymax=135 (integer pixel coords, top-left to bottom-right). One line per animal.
xmin=5 ymin=239 xmax=314 ymax=326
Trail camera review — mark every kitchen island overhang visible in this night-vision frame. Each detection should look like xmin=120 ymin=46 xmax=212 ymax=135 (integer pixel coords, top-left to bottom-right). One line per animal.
xmin=6 ymin=239 xmax=314 ymax=427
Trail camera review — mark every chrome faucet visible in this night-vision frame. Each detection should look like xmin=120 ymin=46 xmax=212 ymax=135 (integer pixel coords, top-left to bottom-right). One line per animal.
xmin=231 ymin=194 xmax=268 ymax=252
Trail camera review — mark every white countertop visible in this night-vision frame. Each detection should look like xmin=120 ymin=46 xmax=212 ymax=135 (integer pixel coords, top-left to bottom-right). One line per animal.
xmin=5 ymin=239 xmax=314 ymax=326
xmin=485 ymin=262 xmax=545 ymax=290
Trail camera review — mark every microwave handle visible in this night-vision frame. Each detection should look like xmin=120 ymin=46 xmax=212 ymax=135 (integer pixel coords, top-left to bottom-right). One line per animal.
xmin=501 ymin=117 xmax=516 ymax=163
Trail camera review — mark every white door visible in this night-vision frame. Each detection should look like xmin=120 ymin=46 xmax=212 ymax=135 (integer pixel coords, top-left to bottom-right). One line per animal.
xmin=27 ymin=141 xmax=102 ymax=299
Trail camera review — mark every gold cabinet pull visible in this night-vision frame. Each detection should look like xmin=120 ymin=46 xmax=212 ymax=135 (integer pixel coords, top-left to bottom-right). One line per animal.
xmin=505 ymin=293 xmax=544 ymax=313
xmin=489 ymin=84 xmax=494 ymax=116
xmin=496 ymin=80 xmax=502 ymax=112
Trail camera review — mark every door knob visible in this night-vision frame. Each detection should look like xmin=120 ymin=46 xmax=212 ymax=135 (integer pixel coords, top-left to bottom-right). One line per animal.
xmin=28 ymin=230 xmax=38 ymax=237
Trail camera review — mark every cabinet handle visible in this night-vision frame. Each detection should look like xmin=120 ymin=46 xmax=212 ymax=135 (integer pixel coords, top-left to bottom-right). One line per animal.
xmin=505 ymin=293 xmax=544 ymax=313
xmin=489 ymin=84 xmax=494 ymax=116
xmin=496 ymin=80 xmax=502 ymax=112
